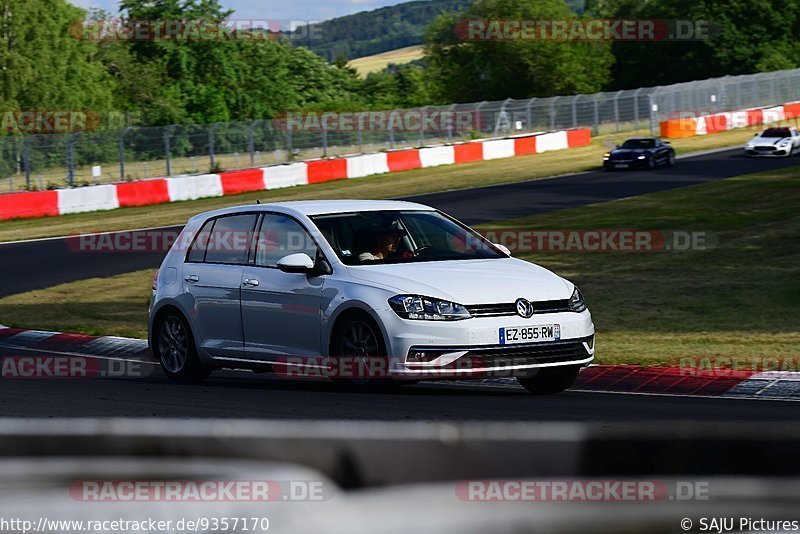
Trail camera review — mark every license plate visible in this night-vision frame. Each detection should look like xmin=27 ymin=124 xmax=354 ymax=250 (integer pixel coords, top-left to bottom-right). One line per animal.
xmin=615 ymin=163 xmax=629 ymax=168
xmin=500 ymin=325 xmax=560 ymax=345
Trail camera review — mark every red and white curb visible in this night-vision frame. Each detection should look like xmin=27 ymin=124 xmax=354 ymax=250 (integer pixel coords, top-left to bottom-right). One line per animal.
xmin=0 ymin=128 xmax=591 ymax=221
xmin=2 ymin=326 xmax=797 ymax=399
xmin=0 ymin=325 xmax=151 ymax=362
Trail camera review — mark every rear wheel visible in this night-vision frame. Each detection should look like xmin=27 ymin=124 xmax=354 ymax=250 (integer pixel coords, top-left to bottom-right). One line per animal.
xmin=156 ymin=312 xmax=211 ymax=383
xmin=516 ymin=365 xmax=581 ymax=395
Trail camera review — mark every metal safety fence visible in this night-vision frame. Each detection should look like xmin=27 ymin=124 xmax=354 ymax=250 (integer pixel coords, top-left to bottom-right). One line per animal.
xmin=1 ymin=67 xmax=799 ymax=192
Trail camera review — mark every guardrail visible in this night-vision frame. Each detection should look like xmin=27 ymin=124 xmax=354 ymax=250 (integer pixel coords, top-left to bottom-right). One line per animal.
xmin=0 ymin=128 xmax=591 ymax=221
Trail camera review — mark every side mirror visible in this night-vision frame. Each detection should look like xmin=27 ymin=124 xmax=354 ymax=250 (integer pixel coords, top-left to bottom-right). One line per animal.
xmin=494 ymin=243 xmax=511 ymax=256
xmin=615 ymin=144 xmax=620 ymax=148
xmin=754 ymin=133 xmax=759 ymax=137
xmin=277 ymin=253 xmax=315 ymax=274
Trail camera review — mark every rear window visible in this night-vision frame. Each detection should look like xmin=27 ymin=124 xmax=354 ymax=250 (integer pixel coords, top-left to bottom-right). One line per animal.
xmin=186 ymin=214 xmax=258 ymax=265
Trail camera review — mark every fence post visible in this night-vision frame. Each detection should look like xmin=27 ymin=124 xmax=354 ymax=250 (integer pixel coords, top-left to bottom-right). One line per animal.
xmin=23 ymin=137 xmax=31 ymax=190
xmin=66 ymin=134 xmax=77 ymax=186
xmin=209 ymin=123 xmax=220 ymax=170
xmin=357 ymin=113 xmax=364 ymax=152
xmin=592 ymin=95 xmax=600 ymax=135
xmin=322 ymin=123 xmax=328 ymax=158
xmin=118 ymin=128 xmax=130 ymax=181
xmin=648 ymin=94 xmax=657 ymax=137
xmin=613 ymin=91 xmax=622 ymax=132
xmin=571 ymin=95 xmax=579 ymax=129
xmin=419 ymin=106 xmax=428 ymax=146
xmin=526 ymin=98 xmax=535 ymax=132
xmin=549 ymin=97 xmax=558 ymax=130
xmin=475 ymin=101 xmax=487 ymax=136
xmin=164 ymin=125 xmax=175 ymax=177
xmin=447 ymin=103 xmax=457 ymax=141
xmin=633 ymin=88 xmax=643 ymax=129
xmin=249 ymin=120 xmax=259 ymax=166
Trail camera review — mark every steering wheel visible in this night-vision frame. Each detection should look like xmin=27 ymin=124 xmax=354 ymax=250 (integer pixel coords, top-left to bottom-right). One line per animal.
xmin=414 ymin=245 xmax=435 ymax=257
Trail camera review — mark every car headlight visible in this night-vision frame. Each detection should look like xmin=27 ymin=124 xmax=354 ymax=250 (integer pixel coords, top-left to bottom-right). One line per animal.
xmin=389 ymin=295 xmax=471 ymax=321
xmin=637 ymin=155 xmax=646 ymax=160
xmin=603 ymin=152 xmax=611 ymax=160
xmin=568 ymin=287 xmax=586 ymax=313
xmin=746 ymin=143 xmax=754 ymax=149
xmin=778 ymin=140 xmax=790 ymax=147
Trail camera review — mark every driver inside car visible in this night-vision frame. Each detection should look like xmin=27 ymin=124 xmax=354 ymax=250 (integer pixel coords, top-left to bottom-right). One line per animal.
xmin=356 ymin=227 xmax=407 ymax=262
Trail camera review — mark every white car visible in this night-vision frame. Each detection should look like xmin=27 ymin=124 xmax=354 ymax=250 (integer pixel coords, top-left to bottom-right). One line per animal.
xmin=745 ymin=127 xmax=800 ymax=157
xmin=149 ymin=200 xmax=595 ymax=394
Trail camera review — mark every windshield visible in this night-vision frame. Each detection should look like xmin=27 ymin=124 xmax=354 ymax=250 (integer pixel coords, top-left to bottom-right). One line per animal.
xmin=621 ymin=139 xmax=656 ymax=149
xmin=311 ymin=210 xmax=505 ymax=265
xmin=761 ymin=128 xmax=791 ymax=138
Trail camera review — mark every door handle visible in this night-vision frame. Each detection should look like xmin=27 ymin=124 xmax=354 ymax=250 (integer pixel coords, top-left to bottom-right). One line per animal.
xmin=243 ymin=278 xmax=260 ymax=287
xmin=184 ymin=275 xmax=199 ymax=283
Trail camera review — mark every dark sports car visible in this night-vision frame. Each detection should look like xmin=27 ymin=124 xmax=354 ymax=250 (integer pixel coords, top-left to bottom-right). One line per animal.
xmin=603 ymin=137 xmax=675 ymax=170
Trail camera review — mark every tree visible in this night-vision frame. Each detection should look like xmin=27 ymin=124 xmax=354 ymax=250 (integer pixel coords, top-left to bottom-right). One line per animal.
xmin=0 ymin=0 xmax=114 ymax=112
xmin=587 ymin=0 xmax=800 ymax=88
xmin=425 ymin=0 xmax=614 ymax=102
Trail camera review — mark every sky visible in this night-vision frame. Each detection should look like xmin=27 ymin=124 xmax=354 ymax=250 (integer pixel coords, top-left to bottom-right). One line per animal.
xmin=68 ymin=0 xmax=408 ymax=23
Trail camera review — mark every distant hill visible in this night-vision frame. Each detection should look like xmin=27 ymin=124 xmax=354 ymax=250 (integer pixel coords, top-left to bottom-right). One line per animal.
xmin=289 ymin=0 xmax=474 ymax=62
xmin=290 ymin=0 xmax=586 ymax=63
xmin=348 ymin=45 xmax=426 ymax=77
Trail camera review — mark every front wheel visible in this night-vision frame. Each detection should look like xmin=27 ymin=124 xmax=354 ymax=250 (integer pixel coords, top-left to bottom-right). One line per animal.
xmin=156 ymin=312 xmax=211 ymax=383
xmin=666 ymin=151 xmax=676 ymax=166
xmin=516 ymin=365 xmax=581 ymax=395
xmin=331 ymin=314 xmax=396 ymax=390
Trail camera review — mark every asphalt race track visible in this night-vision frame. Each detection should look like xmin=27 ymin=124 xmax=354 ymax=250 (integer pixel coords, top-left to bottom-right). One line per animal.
xmin=1 ymin=147 xmax=799 ymax=418
xmin=1 ymin=147 xmax=799 ymax=297
xmin=0 ymin=346 xmax=798 ymax=420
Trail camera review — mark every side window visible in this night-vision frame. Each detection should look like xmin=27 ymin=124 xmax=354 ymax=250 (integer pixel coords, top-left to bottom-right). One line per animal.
xmin=186 ymin=219 xmax=215 ymax=263
xmin=255 ymin=214 xmax=319 ymax=268
xmin=204 ymin=214 xmax=258 ymax=265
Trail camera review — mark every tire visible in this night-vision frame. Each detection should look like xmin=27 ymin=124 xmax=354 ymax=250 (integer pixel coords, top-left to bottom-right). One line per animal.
xmin=155 ymin=311 xmax=211 ymax=383
xmin=330 ymin=312 xmax=393 ymax=390
xmin=666 ymin=151 xmax=676 ymax=166
xmin=646 ymin=155 xmax=656 ymax=169
xmin=516 ymin=365 xmax=581 ymax=395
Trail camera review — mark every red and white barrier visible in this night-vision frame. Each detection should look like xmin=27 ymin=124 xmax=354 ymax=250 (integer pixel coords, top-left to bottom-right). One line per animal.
xmin=0 ymin=127 xmax=592 ymax=221
xmin=264 ymin=162 xmax=308 ymax=189
xmin=660 ymin=100 xmax=800 ymax=138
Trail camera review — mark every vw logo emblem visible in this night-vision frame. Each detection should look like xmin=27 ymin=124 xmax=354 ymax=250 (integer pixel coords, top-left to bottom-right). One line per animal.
xmin=515 ymin=298 xmax=534 ymax=318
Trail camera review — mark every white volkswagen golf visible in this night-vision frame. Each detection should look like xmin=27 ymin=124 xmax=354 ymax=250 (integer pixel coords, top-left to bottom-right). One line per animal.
xmin=149 ymin=200 xmax=595 ymax=394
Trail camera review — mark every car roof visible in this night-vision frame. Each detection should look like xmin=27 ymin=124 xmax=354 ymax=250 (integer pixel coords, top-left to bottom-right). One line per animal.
xmin=624 ymin=137 xmax=657 ymax=141
xmin=189 ymin=199 xmax=435 ymax=222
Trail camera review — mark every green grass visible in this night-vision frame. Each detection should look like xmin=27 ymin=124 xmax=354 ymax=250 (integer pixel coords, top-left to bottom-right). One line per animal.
xmin=0 ymin=123 xmax=783 ymax=244
xmin=1 ymin=165 xmax=797 ymax=365
xmin=348 ymin=45 xmax=425 ymax=77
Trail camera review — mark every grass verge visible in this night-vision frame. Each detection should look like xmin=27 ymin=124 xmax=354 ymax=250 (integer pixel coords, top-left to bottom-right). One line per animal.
xmin=0 ymin=123 xmax=788 ymax=243
xmin=1 ymin=165 xmax=797 ymax=365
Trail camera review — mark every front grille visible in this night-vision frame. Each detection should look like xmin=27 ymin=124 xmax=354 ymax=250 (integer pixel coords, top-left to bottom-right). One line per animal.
xmin=407 ymin=336 xmax=593 ymax=373
xmin=755 ymin=146 xmax=776 ymax=152
xmin=466 ymin=299 xmax=571 ymax=317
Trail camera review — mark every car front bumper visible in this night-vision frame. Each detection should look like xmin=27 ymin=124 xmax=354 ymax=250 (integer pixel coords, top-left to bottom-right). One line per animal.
xmin=380 ymin=309 xmax=595 ymax=378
